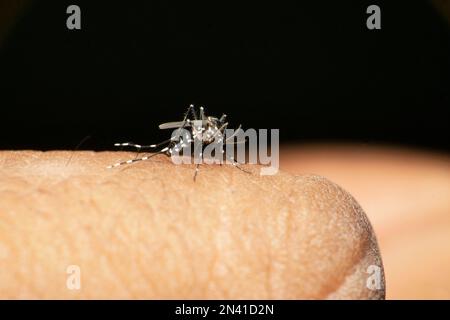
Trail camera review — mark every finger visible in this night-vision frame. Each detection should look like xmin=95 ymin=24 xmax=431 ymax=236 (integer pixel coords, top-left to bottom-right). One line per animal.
xmin=0 ymin=151 xmax=384 ymax=299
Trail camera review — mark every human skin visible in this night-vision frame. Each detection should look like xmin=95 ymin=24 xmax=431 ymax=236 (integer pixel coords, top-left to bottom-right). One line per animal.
xmin=0 ymin=151 xmax=385 ymax=299
xmin=281 ymin=145 xmax=450 ymax=299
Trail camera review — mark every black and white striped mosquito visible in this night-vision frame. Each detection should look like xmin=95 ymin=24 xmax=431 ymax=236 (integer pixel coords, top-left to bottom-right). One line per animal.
xmin=107 ymin=104 xmax=248 ymax=180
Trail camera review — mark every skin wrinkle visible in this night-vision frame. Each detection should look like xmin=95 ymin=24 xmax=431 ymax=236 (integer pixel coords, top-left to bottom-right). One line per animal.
xmin=101 ymin=212 xmax=135 ymax=297
xmin=211 ymin=166 xmax=236 ymax=298
xmin=325 ymin=258 xmax=366 ymax=299
xmin=207 ymin=202 xmax=228 ymax=297
xmin=259 ymin=177 xmax=294 ymax=298
xmin=120 ymin=184 xmax=163 ymax=297
xmin=135 ymin=237 xmax=157 ymax=298
xmin=338 ymin=199 xmax=371 ymax=294
xmin=244 ymin=176 xmax=288 ymax=298
xmin=323 ymin=242 xmax=366 ymax=298
xmin=241 ymin=177 xmax=290 ymax=297
xmin=328 ymin=227 xmax=384 ymax=299
xmin=169 ymin=224 xmax=198 ymax=296
xmin=275 ymin=210 xmax=291 ymax=297
xmin=204 ymin=247 xmax=219 ymax=296
xmin=324 ymin=192 xmax=380 ymax=299
xmin=214 ymin=199 xmax=234 ymax=299
xmin=265 ymin=237 xmax=274 ymax=299
xmin=126 ymin=162 xmax=195 ymax=297
xmin=275 ymin=207 xmax=292 ymax=297
xmin=0 ymin=151 xmax=385 ymax=299
xmin=69 ymin=165 xmax=121 ymax=296
xmin=288 ymin=176 xmax=370 ymax=298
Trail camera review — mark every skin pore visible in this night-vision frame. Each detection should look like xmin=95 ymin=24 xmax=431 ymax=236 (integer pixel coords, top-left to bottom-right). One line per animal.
xmin=0 ymin=151 xmax=385 ymax=299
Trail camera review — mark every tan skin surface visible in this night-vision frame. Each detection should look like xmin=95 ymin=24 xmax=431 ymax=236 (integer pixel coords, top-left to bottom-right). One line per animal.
xmin=0 ymin=151 xmax=384 ymax=299
xmin=281 ymin=144 xmax=450 ymax=299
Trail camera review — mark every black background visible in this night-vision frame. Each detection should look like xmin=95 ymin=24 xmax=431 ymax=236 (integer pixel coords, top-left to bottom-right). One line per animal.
xmin=0 ymin=300 xmax=444 ymax=319
xmin=0 ymin=0 xmax=448 ymax=151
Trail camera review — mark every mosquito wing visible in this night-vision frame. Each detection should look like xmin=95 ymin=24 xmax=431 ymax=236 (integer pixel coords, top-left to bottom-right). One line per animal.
xmin=159 ymin=120 xmax=210 ymax=130
xmin=158 ymin=121 xmax=191 ymax=130
xmin=225 ymin=139 xmax=247 ymax=145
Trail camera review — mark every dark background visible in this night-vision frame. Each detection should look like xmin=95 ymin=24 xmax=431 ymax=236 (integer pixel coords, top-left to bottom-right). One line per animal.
xmin=0 ymin=0 xmax=448 ymax=151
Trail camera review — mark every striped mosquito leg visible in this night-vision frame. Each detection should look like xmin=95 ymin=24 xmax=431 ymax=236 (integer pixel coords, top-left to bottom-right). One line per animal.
xmin=114 ymin=142 xmax=149 ymax=160
xmin=114 ymin=138 xmax=174 ymax=151
xmin=113 ymin=142 xmax=144 ymax=153
xmin=106 ymin=148 xmax=169 ymax=169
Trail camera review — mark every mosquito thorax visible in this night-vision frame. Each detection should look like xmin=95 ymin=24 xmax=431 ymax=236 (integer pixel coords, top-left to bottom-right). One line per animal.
xmin=191 ymin=119 xmax=224 ymax=145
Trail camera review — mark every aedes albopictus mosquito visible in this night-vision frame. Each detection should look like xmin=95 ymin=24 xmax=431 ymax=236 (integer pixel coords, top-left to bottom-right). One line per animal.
xmin=107 ymin=104 xmax=249 ymax=180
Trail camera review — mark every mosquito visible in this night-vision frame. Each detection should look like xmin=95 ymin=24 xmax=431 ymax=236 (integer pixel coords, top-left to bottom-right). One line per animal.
xmin=107 ymin=104 xmax=249 ymax=180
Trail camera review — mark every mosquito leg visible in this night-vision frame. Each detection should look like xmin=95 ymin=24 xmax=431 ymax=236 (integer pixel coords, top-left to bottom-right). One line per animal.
xmin=171 ymin=104 xmax=195 ymax=139
xmin=224 ymin=138 xmax=247 ymax=145
xmin=227 ymin=155 xmax=251 ymax=174
xmin=114 ymin=138 xmax=175 ymax=159
xmin=212 ymin=122 xmax=228 ymax=141
xmin=107 ymin=148 xmax=169 ymax=169
xmin=200 ymin=106 xmax=205 ymax=122
xmin=219 ymin=149 xmax=224 ymax=166
xmin=190 ymin=104 xmax=198 ymax=120
xmin=224 ymin=124 xmax=242 ymax=143
xmin=219 ymin=114 xmax=227 ymax=123
xmin=114 ymin=138 xmax=176 ymax=151
xmin=183 ymin=104 xmax=195 ymax=121
xmin=193 ymin=163 xmax=200 ymax=181
xmin=113 ymin=141 xmax=142 ymax=159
